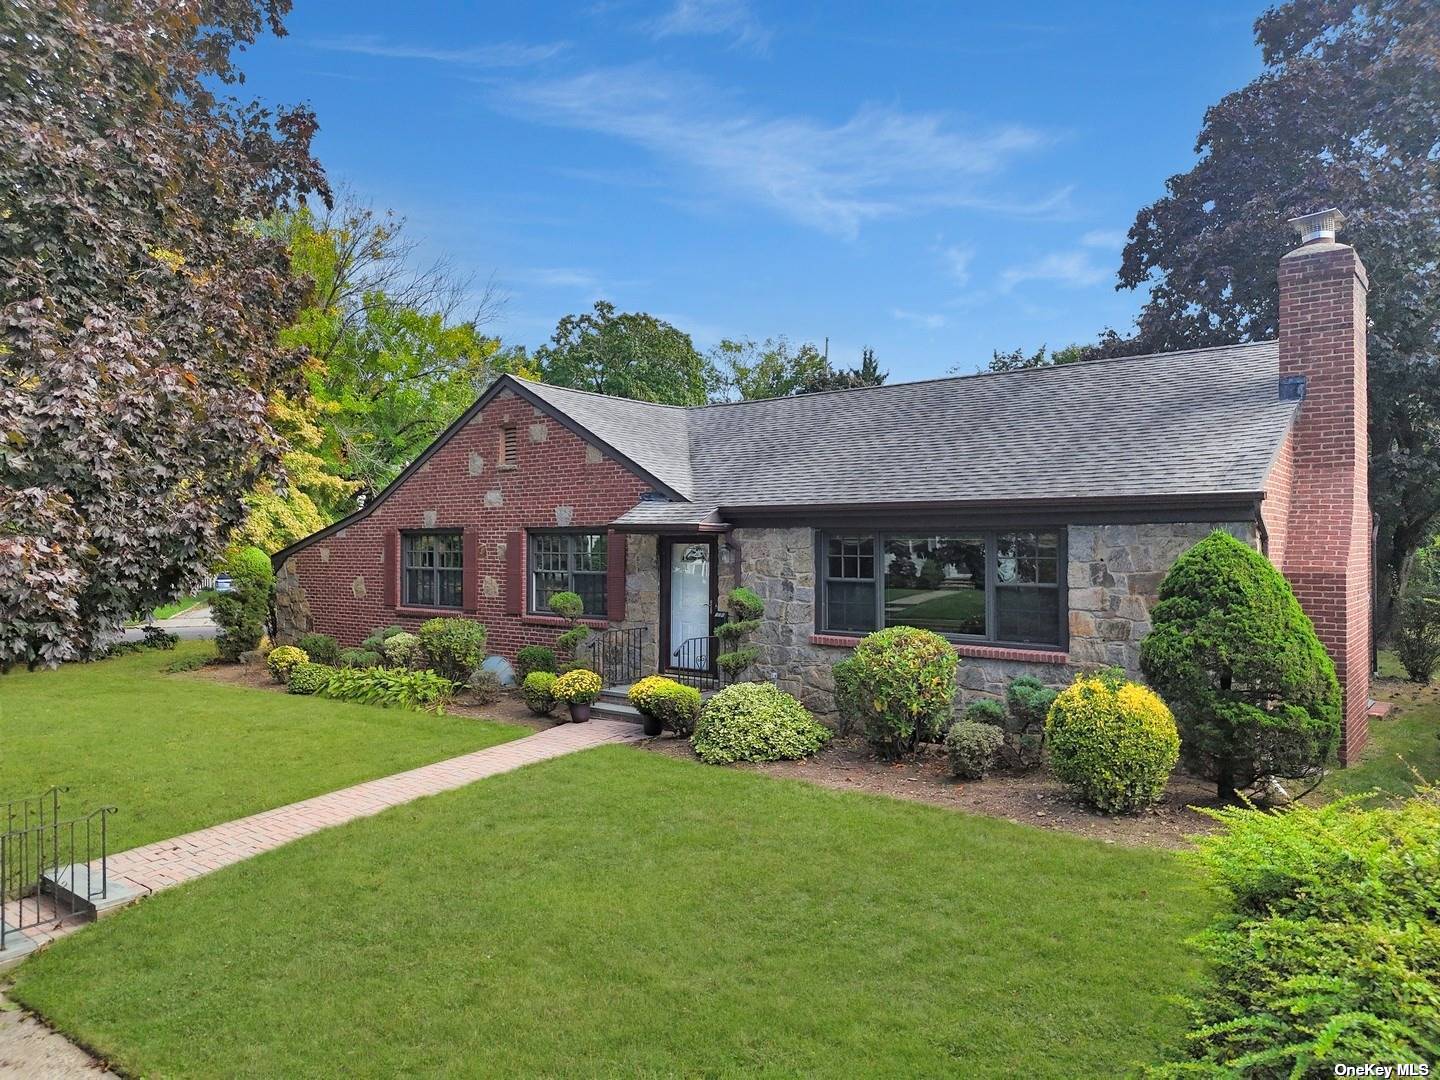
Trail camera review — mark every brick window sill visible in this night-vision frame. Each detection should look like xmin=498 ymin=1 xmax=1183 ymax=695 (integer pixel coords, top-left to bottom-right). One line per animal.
xmin=808 ymin=633 xmax=1069 ymax=666
xmin=521 ymin=614 xmax=611 ymax=629
xmin=394 ymin=605 xmax=471 ymax=618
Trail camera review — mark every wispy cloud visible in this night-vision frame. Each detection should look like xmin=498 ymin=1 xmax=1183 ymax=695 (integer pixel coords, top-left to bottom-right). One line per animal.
xmin=511 ymin=267 xmax=606 ymax=291
xmin=314 ymin=37 xmax=567 ymax=67
xmin=646 ymin=0 xmax=773 ymax=51
xmin=495 ymin=65 xmax=1062 ymax=237
xmin=940 ymin=244 xmax=976 ymax=286
xmin=1080 ymin=228 xmax=1127 ymax=249
xmin=891 ymin=307 xmax=947 ymax=330
xmin=1000 ymin=250 xmax=1111 ymax=292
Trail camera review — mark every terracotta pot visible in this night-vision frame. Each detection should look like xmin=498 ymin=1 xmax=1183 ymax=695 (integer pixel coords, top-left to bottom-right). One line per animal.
xmin=569 ymin=702 xmax=591 ymax=723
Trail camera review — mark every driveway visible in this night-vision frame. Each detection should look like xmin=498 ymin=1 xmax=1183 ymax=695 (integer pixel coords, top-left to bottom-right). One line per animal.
xmin=121 ymin=604 xmax=216 ymax=643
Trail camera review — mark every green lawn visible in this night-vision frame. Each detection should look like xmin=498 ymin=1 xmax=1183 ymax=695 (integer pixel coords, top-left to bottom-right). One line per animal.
xmin=1313 ymin=663 xmax=1440 ymax=803
xmin=0 ymin=642 xmax=526 ymax=850
xmin=10 ymin=748 xmax=1210 ymax=1078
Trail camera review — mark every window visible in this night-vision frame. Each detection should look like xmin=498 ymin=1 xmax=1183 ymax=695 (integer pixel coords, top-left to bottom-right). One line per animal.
xmin=500 ymin=427 xmax=518 ymax=468
xmin=403 ymin=531 xmax=463 ymax=609
xmin=819 ymin=529 xmax=1064 ymax=647
xmin=529 ymin=532 xmax=607 ymax=617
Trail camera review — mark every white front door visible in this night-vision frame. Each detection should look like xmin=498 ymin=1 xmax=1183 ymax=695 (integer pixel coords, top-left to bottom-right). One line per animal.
xmin=668 ymin=541 xmax=712 ymax=669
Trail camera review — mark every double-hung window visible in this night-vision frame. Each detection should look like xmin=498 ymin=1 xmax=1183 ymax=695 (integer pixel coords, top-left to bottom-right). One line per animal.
xmin=529 ymin=532 xmax=607 ymax=617
xmin=819 ymin=529 xmax=1063 ymax=647
xmin=402 ymin=531 xmax=463 ymax=609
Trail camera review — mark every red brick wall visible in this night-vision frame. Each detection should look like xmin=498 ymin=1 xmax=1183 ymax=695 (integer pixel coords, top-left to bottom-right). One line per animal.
xmin=1261 ymin=430 xmax=1294 ymax=568
xmin=1276 ymin=241 xmax=1372 ymax=763
xmin=282 ymin=387 xmax=651 ymax=660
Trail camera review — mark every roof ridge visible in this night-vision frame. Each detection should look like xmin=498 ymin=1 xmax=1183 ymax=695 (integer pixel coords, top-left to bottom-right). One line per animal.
xmin=515 ymin=375 xmax=694 ymax=410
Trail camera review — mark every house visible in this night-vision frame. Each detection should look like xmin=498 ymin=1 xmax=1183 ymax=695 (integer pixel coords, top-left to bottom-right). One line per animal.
xmin=272 ymin=211 xmax=1373 ymax=761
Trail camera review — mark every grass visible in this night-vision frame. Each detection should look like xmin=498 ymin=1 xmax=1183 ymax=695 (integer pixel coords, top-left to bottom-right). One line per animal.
xmin=0 ymin=642 xmax=526 ymax=850
xmin=10 ymin=748 xmax=1210 ymax=1078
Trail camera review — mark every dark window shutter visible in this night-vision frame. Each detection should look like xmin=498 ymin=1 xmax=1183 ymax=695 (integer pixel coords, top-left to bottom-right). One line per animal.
xmin=606 ymin=531 xmax=627 ymax=622
xmin=462 ymin=526 xmax=479 ymax=612
xmin=383 ymin=529 xmax=399 ymax=609
xmin=504 ymin=530 xmax=524 ymax=616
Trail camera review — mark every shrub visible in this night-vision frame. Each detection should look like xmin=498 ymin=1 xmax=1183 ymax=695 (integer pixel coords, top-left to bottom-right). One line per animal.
xmin=141 ymin=625 xmax=178 ymax=650
xmin=339 ymin=648 xmax=382 ymax=669
xmin=691 ymin=683 xmax=831 ymax=765
xmin=515 ymin=645 xmax=558 ymax=681
xmin=296 ymin=633 xmax=340 ymax=666
xmin=945 ymin=721 xmax=1005 ymax=780
xmin=548 ymin=591 xmax=584 ymax=620
xmin=212 ymin=546 xmax=273 ymax=661
xmin=716 ymin=587 xmax=765 ymax=682
xmin=319 ymin=666 xmax=453 ymax=712
xmin=1045 ymin=674 xmax=1180 ymax=814
xmin=832 ymin=657 xmax=864 ymax=737
xmin=266 ymin=645 xmax=308 ymax=684
xmin=522 ymin=672 xmax=559 ymax=716
xmin=553 ymin=668 xmax=602 ymax=705
xmin=382 ymin=631 xmax=421 ymax=668
xmin=163 ymin=652 xmax=209 ymax=673
xmin=466 ymin=669 xmax=501 ymax=704
xmin=628 ymin=676 xmax=703 ymax=736
xmin=286 ymin=661 xmax=334 ymax=695
xmin=918 ymin=558 xmax=945 ymax=589
xmin=1394 ymin=595 xmax=1440 ymax=684
xmin=962 ymin=699 xmax=1006 ymax=728
xmin=1151 ymin=792 xmax=1440 ymax=1076
xmin=848 ymin=626 xmax=959 ymax=760
xmin=548 ymin=592 xmax=590 ymax=661
xmin=1005 ymin=675 xmax=1057 ymax=734
xmin=360 ymin=625 xmax=406 ymax=653
xmin=416 ymin=617 xmax=487 ymax=684
xmin=1140 ymin=530 xmax=1341 ymax=799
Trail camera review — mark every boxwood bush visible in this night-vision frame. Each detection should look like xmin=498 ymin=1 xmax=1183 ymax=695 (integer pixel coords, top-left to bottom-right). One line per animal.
xmin=691 ymin=683 xmax=831 ymax=765
xmin=962 ymin=699 xmax=1006 ymax=728
xmin=319 ymin=666 xmax=453 ymax=712
xmin=515 ymin=645 xmax=558 ymax=681
xmin=847 ymin=626 xmax=958 ymax=760
xmin=265 ymin=645 xmax=307 ymax=684
xmin=339 ymin=647 xmax=382 ymax=669
xmin=831 ymin=657 xmax=864 ymax=737
xmin=522 ymin=671 xmax=559 ymax=716
xmin=1153 ymin=791 xmax=1440 ymax=1075
xmin=417 ymin=617 xmax=487 ymax=684
xmin=212 ymin=546 xmax=273 ymax=661
xmin=945 ymin=721 xmax=1004 ymax=780
xmin=628 ymin=676 xmax=702 ymax=736
xmin=286 ymin=661 xmax=334 ymax=696
xmin=1045 ymin=674 xmax=1179 ymax=813
xmin=296 ymin=632 xmax=340 ymax=666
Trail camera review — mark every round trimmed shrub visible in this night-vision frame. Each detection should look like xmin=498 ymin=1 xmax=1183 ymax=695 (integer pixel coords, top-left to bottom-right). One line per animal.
xmin=628 ymin=676 xmax=703 ymax=736
xmin=296 ymin=632 xmax=340 ymax=666
xmin=515 ymin=645 xmax=558 ymax=681
xmin=946 ymin=721 xmax=1004 ymax=780
xmin=962 ymin=699 xmax=1006 ymax=728
xmin=553 ymin=668 xmax=601 ymax=705
xmin=691 ymin=683 xmax=831 ymax=766
xmin=522 ymin=671 xmax=559 ymax=716
xmin=849 ymin=626 xmax=959 ymax=759
xmin=417 ymin=617 xmax=487 ymax=684
xmin=831 ymin=657 xmax=864 ymax=736
xmin=266 ymin=645 xmax=307 ymax=684
xmin=548 ymin=591 xmax=584 ymax=620
xmin=287 ymin=661 xmax=334 ymax=695
xmin=361 ymin=625 xmax=406 ymax=653
xmin=382 ymin=631 xmax=421 ymax=668
xmin=339 ymin=647 xmax=382 ymax=669
xmin=1140 ymin=530 xmax=1340 ymax=799
xmin=1045 ymin=674 xmax=1180 ymax=813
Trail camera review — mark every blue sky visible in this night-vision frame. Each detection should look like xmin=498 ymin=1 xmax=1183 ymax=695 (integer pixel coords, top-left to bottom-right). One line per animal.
xmin=239 ymin=1 xmax=1266 ymax=380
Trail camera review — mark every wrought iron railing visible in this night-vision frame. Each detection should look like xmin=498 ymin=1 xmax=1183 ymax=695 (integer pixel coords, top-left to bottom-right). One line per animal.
xmin=1 ymin=790 xmax=116 ymax=953
xmin=669 ymin=635 xmax=721 ymax=690
xmin=584 ymin=626 xmax=648 ymax=689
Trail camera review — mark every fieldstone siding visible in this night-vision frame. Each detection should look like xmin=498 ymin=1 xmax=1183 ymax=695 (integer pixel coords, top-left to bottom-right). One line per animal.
xmin=619 ymin=534 xmax=662 ymax=675
xmin=273 ymin=558 xmax=313 ymax=643
xmin=734 ymin=521 xmax=1257 ymax=720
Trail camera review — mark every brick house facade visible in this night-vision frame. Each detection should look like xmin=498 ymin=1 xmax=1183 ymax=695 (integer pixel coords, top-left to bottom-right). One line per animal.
xmin=274 ymin=212 xmax=1373 ymax=762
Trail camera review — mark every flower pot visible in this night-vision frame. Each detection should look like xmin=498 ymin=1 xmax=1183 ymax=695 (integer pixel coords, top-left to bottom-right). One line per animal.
xmin=569 ymin=702 xmax=591 ymax=723
xmin=641 ymin=714 xmax=664 ymax=737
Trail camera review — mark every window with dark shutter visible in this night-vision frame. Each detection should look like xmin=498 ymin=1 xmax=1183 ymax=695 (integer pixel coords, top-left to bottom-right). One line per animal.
xmin=402 ymin=531 xmax=463 ymax=609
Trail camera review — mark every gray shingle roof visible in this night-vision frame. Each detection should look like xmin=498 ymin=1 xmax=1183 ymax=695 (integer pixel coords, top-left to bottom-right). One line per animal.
xmin=526 ymin=341 xmax=1295 ymax=523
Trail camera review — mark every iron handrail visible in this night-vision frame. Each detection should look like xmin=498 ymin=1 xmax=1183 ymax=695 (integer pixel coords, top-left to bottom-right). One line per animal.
xmin=584 ymin=626 xmax=648 ymax=689
xmin=1 ymin=804 xmax=116 ymax=952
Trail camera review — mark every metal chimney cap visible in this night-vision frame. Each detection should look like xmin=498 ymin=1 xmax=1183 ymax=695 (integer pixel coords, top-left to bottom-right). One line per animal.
xmin=1288 ymin=208 xmax=1346 ymax=245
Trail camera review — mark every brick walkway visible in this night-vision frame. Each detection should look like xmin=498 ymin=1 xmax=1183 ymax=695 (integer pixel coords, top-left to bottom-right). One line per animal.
xmin=14 ymin=719 xmax=642 ymax=947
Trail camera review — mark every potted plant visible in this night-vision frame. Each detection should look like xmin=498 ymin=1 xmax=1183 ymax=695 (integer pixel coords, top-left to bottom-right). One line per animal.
xmin=553 ymin=668 xmax=602 ymax=723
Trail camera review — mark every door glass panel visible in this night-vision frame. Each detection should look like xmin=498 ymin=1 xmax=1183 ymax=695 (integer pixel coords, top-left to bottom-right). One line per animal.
xmin=669 ymin=542 xmax=711 ymax=669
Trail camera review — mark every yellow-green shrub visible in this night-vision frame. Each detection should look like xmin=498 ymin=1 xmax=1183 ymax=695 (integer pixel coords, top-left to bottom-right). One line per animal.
xmin=628 ymin=676 xmax=702 ymax=736
xmin=553 ymin=668 xmax=601 ymax=705
xmin=1045 ymin=675 xmax=1179 ymax=813
xmin=266 ymin=644 xmax=307 ymax=683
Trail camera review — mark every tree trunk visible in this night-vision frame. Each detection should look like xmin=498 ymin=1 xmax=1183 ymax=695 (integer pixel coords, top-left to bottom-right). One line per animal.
xmin=1216 ymin=758 xmax=1238 ymax=803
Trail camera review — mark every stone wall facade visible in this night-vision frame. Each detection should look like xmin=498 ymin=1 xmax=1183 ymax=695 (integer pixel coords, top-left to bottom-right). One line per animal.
xmin=735 ymin=520 xmax=1257 ymax=719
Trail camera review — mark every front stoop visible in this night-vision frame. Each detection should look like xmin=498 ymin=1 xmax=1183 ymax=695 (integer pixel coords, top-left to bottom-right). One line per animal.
xmin=42 ymin=863 xmax=144 ymax=920
xmin=592 ymin=687 xmax=644 ymax=724
xmin=0 ymin=923 xmax=39 ymax=974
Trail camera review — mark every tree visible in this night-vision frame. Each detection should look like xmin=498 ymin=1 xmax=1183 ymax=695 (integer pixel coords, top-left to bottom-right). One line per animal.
xmin=711 ymin=339 xmax=888 ymax=400
xmin=0 ymin=0 xmax=327 ymax=668
xmin=1108 ymin=0 xmax=1440 ymax=632
xmin=982 ymin=343 xmax=1089 ymax=373
xmin=1139 ymin=531 xmax=1341 ymax=800
xmin=530 ymin=301 xmax=712 ymax=405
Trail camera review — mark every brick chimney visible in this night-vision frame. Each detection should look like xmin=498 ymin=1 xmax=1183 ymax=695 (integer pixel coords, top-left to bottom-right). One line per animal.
xmin=1277 ymin=209 xmax=1370 ymax=763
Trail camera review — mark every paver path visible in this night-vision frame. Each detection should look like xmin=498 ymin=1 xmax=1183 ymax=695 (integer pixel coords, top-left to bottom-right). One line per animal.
xmin=17 ymin=719 xmax=642 ymax=948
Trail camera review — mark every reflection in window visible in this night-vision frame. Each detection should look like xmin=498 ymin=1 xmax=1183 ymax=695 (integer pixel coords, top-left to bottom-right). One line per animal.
xmin=882 ymin=534 xmax=986 ymax=636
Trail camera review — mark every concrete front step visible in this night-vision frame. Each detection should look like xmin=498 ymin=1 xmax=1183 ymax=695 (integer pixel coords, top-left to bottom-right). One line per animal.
xmin=0 ymin=921 xmax=39 ymax=973
xmin=43 ymin=863 xmax=144 ymax=919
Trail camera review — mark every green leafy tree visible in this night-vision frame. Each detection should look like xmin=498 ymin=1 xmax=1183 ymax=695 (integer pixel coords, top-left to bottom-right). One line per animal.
xmin=981 ymin=343 xmax=1089 ymax=374
xmin=1105 ymin=0 xmax=1440 ymax=632
xmin=1139 ymin=531 xmax=1341 ymax=800
xmin=529 ymin=301 xmax=712 ymax=405
xmin=0 ymin=0 xmax=326 ymax=668
xmin=213 ymin=547 xmax=275 ymax=662
xmin=712 ymin=339 xmax=888 ymax=400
